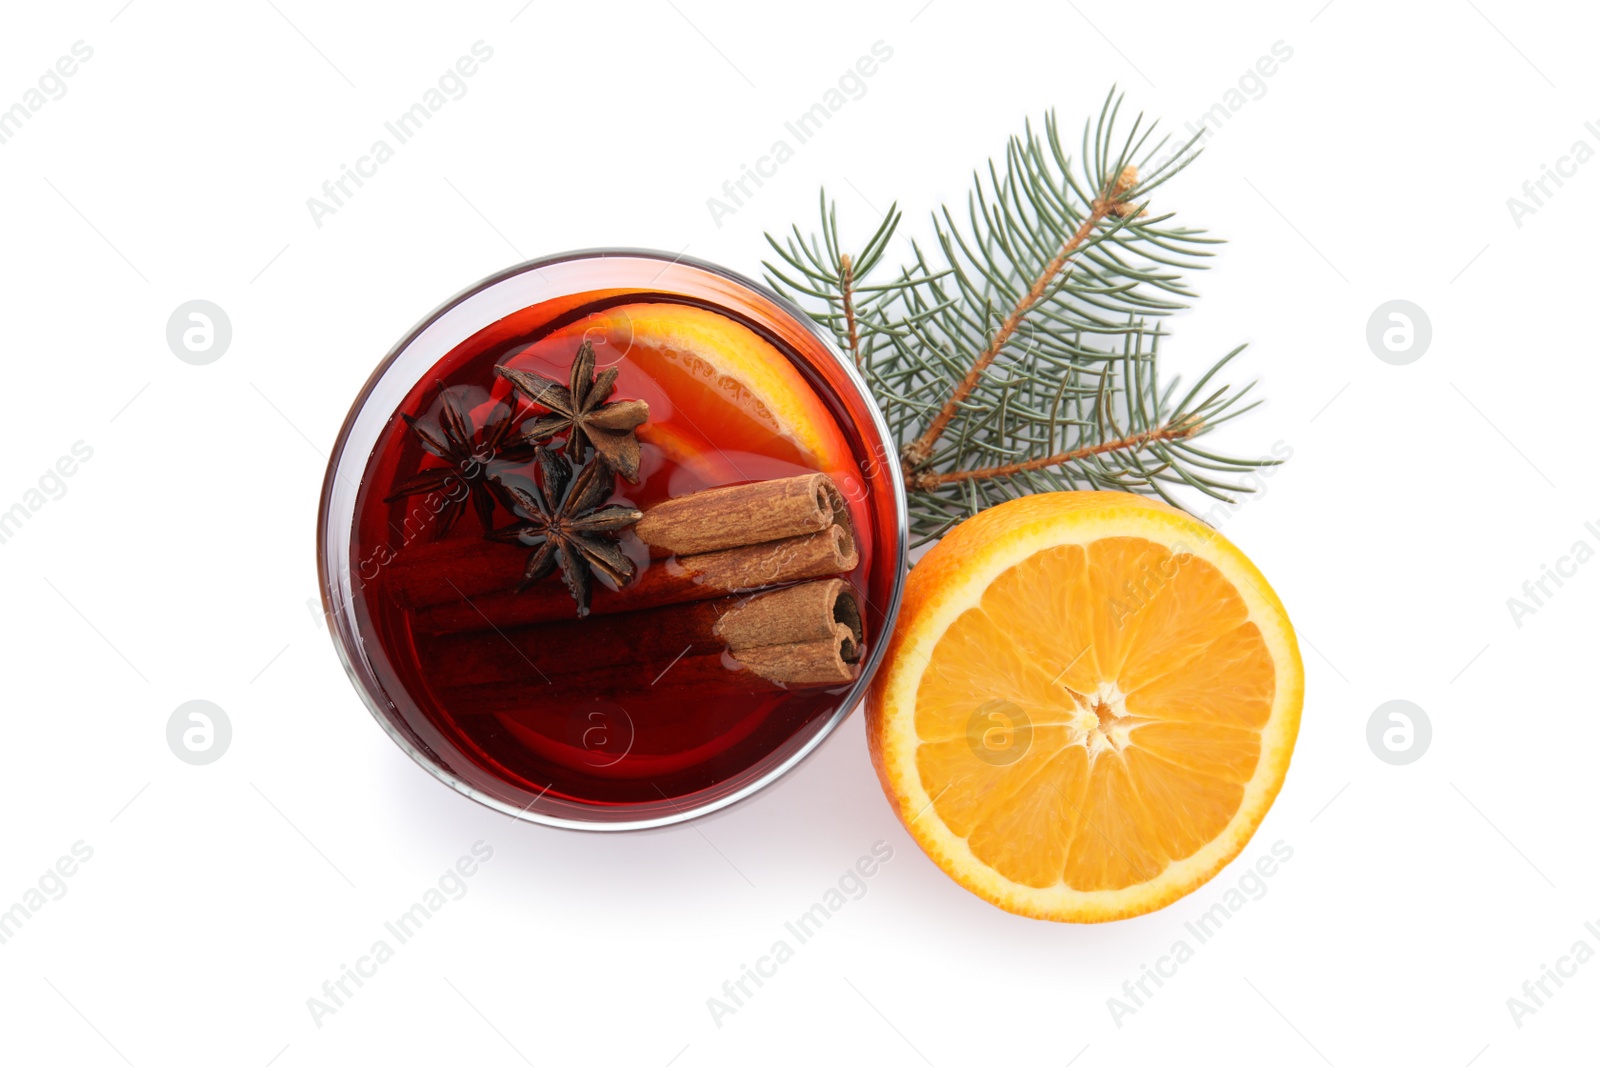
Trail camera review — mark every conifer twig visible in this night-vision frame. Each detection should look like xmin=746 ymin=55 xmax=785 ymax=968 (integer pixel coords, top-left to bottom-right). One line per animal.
xmin=764 ymin=90 xmax=1280 ymax=543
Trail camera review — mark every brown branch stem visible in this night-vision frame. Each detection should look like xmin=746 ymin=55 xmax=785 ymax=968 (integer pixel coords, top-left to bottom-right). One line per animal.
xmin=905 ymin=416 xmax=1201 ymax=491
xmin=900 ymin=165 xmax=1140 ymax=472
xmin=839 ymin=253 xmax=860 ymax=368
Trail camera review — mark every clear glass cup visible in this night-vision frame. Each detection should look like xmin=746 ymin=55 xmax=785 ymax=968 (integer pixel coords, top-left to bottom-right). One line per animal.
xmin=317 ymin=250 xmax=907 ymax=829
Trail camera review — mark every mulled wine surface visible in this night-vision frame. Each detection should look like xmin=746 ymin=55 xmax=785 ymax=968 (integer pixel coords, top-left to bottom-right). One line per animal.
xmin=350 ymin=293 xmax=879 ymax=807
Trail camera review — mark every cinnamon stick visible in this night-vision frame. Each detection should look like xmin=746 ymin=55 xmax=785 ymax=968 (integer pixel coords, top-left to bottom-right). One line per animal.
xmin=721 ymin=577 xmax=863 ymax=685
xmin=423 ymin=579 xmax=863 ymax=692
xmin=391 ymin=474 xmax=859 ymax=634
xmin=734 ymin=638 xmax=860 ymax=686
xmin=387 ymin=473 xmax=853 ymax=605
xmin=633 ymin=472 xmax=848 ymax=556
xmin=716 ymin=578 xmax=861 ymax=653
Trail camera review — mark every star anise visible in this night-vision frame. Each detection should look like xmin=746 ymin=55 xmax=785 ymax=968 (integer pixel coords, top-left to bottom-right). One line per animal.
xmin=385 ymin=391 xmax=536 ymax=539
xmin=495 ymin=341 xmax=650 ymax=482
xmin=488 ymin=448 xmax=643 ymax=615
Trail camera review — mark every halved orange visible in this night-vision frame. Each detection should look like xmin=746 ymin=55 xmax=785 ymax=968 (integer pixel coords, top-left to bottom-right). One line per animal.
xmin=868 ymin=491 xmax=1302 ymax=922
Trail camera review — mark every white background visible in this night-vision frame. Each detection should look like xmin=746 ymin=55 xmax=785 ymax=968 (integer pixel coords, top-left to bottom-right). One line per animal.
xmin=1 ymin=1 xmax=1594 ymax=1063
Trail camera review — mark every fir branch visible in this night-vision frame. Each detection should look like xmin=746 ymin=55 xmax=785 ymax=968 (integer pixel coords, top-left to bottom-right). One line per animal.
xmin=763 ymin=89 xmax=1278 ymax=544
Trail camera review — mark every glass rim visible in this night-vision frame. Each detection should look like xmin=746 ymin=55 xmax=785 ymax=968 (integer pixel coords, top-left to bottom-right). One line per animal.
xmin=316 ymin=247 xmax=909 ymax=832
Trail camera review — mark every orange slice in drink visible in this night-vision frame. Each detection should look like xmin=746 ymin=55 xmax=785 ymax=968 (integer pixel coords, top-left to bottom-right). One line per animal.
xmin=539 ymin=302 xmax=854 ymax=480
xmin=868 ymin=492 xmax=1303 ymax=922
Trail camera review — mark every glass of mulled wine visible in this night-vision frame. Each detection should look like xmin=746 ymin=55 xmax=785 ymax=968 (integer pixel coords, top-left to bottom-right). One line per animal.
xmin=318 ymin=251 xmax=907 ymax=829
